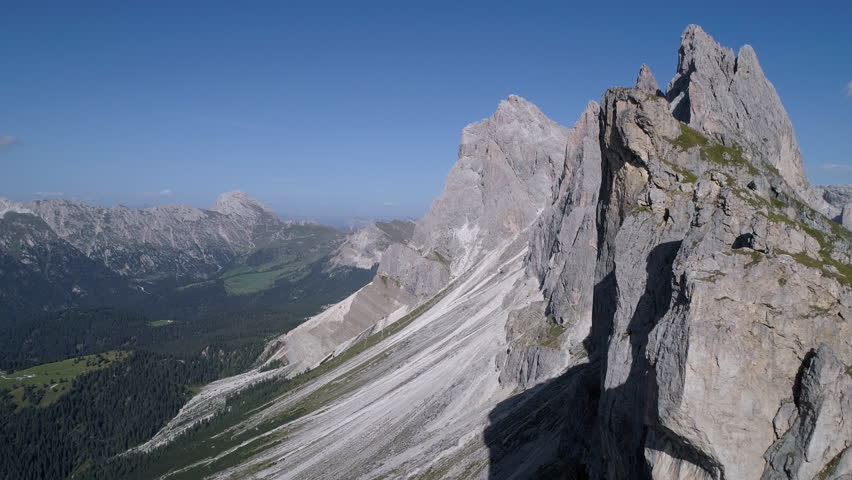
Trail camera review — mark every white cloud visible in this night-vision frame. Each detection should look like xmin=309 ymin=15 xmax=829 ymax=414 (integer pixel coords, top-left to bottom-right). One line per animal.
xmin=0 ymin=135 xmax=17 ymax=149
xmin=143 ymin=189 xmax=175 ymax=198
xmin=846 ymin=81 xmax=852 ymax=97
xmin=820 ymin=163 xmax=852 ymax=171
xmin=34 ymin=191 xmax=64 ymax=197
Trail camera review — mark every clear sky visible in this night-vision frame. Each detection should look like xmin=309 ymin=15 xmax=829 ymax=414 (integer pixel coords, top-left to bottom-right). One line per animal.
xmin=2 ymin=2 xmax=851 ymax=222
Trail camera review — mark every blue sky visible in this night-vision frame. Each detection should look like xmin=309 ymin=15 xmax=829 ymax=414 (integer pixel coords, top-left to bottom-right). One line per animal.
xmin=1 ymin=2 xmax=850 ymax=222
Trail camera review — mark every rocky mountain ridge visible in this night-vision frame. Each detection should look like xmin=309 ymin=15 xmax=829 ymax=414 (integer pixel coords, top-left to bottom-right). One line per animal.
xmin=114 ymin=25 xmax=851 ymax=480
xmin=4 ymin=191 xmax=285 ymax=282
xmin=0 ymin=192 xmax=391 ymax=318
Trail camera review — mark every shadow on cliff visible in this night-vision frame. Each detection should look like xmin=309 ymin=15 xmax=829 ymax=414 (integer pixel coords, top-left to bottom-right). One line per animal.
xmin=482 ymin=268 xmax=611 ymax=480
xmin=484 ymin=242 xmax=686 ymax=479
xmin=483 ymin=357 xmax=600 ymax=480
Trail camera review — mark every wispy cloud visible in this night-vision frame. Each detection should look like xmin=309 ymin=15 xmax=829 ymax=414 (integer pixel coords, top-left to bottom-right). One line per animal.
xmin=383 ymin=201 xmax=397 ymax=206
xmin=819 ymin=163 xmax=852 ymax=171
xmin=143 ymin=189 xmax=175 ymax=198
xmin=0 ymin=135 xmax=18 ymax=150
xmin=846 ymin=81 xmax=852 ymax=97
xmin=34 ymin=191 xmax=64 ymax=197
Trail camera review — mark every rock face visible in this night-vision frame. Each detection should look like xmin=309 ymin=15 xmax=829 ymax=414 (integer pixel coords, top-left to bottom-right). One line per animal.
xmin=819 ymin=185 xmax=852 ymax=228
xmin=762 ymin=344 xmax=852 ymax=480
xmin=505 ymin=101 xmax=602 ymax=387
xmin=132 ymin=26 xmax=852 ymax=480
xmin=329 ymin=220 xmax=415 ymax=269
xmin=590 ymin=79 xmax=851 ymax=480
xmin=412 ymin=94 xmax=569 ymax=281
xmin=265 ymin=95 xmax=570 ymax=375
xmin=667 ymin=25 xmax=833 ymax=216
xmin=820 ymin=184 xmax=852 ymax=209
xmin=0 ymin=191 xmax=350 ymax=284
xmin=635 ymin=64 xmax=661 ymax=96
xmin=844 ymin=203 xmax=852 ymax=230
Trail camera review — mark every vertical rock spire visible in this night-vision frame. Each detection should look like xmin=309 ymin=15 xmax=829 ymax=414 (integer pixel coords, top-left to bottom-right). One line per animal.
xmin=634 ymin=64 xmax=661 ymax=96
xmin=665 ymin=25 xmax=833 ymax=215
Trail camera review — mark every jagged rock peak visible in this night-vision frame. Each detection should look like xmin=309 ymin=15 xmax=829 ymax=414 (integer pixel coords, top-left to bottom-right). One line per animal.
xmin=674 ymin=24 xmax=736 ymax=78
xmin=491 ymin=94 xmax=558 ymax=127
xmin=211 ymin=190 xmax=274 ymax=218
xmin=667 ymin=24 xmax=829 ymax=214
xmin=634 ymin=64 xmax=660 ymax=95
xmin=412 ymin=94 xmax=569 ymax=281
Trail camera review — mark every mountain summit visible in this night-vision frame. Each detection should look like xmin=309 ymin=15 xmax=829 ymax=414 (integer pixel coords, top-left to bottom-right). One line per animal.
xmin=212 ymin=190 xmax=275 ymax=219
xmin=667 ymin=24 xmax=833 ymax=215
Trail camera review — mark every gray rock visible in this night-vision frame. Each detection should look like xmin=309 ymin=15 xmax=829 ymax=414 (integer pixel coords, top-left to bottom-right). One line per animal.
xmin=667 ymin=25 xmax=832 ymax=215
xmin=820 ymin=184 xmax=852 ymax=209
xmin=844 ymin=203 xmax=852 ymax=230
xmin=593 ymin=64 xmax=852 ymax=480
xmin=762 ymin=345 xmax=852 ymax=480
xmin=412 ymin=94 xmax=569 ymax=282
xmin=267 ymin=95 xmax=570 ymax=375
xmin=329 ymin=220 xmax=415 ymax=269
xmin=635 ymin=64 xmax=661 ymax=96
xmin=519 ymin=101 xmax=601 ymax=381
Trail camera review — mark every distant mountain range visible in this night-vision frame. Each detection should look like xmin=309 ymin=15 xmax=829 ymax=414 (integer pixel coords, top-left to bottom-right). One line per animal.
xmin=0 ymin=191 xmax=413 ymax=320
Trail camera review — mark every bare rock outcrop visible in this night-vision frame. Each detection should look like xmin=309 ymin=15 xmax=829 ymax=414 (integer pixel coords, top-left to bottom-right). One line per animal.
xmin=762 ymin=344 xmax=852 ymax=480
xmin=329 ymin=220 xmax=415 ymax=269
xmin=844 ymin=203 xmax=852 ymax=230
xmin=591 ymin=61 xmax=851 ymax=480
xmin=635 ymin=64 xmax=662 ymax=96
xmin=667 ymin=25 xmax=832 ymax=216
xmin=500 ymin=101 xmax=602 ymax=388
xmin=412 ymin=94 xmax=569 ymax=282
xmin=268 ymin=95 xmax=571 ymax=374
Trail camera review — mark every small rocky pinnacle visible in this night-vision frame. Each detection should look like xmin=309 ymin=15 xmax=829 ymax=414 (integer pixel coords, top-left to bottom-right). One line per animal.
xmin=634 ymin=64 xmax=661 ymax=96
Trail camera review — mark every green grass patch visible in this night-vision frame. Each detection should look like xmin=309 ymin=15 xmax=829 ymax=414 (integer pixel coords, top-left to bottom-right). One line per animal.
xmin=731 ymin=249 xmax=763 ymax=268
xmin=0 ymin=351 xmax=129 ymax=408
xmin=701 ymin=270 xmax=726 ymax=282
xmin=777 ymin=250 xmax=852 ymax=287
xmin=629 ymin=205 xmax=652 ymax=216
xmin=669 ymin=123 xmax=708 ymax=151
xmin=665 ymin=161 xmax=698 ymax=184
xmin=668 ymin=123 xmax=758 ymax=176
xmin=223 ymin=268 xmax=289 ymax=295
xmin=701 ymin=143 xmax=758 ymax=176
xmin=816 ymin=447 xmax=847 ymax=480
xmin=148 ymin=319 xmax=174 ymax=327
xmin=426 ymin=250 xmax=452 ymax=266
xmin=540 ymin=322 xmax=566 ymax=349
